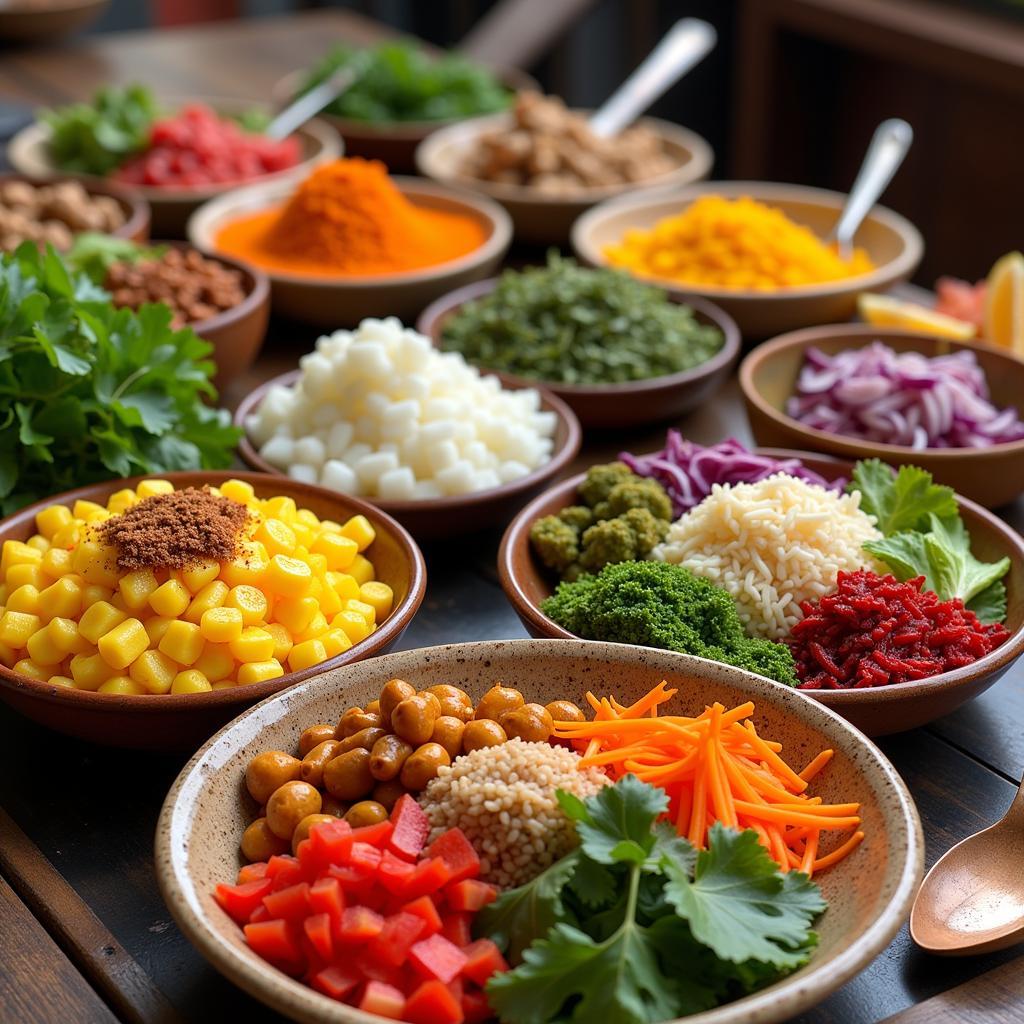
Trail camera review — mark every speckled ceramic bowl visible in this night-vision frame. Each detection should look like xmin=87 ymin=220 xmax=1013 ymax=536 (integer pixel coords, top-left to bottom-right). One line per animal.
xmin=157 ymin=638 xmax=923 ymax=1024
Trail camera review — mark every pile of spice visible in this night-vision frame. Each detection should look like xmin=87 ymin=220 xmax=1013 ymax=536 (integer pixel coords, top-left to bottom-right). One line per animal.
xmin=603 ymin=194 xmax=874 ymax=290
xmin=0 ymin=179 xmax=125 ymax=251
xmin=790 ymin=570 xmax=1009 ymax=689
xmin=212 ymin=158 xmax=487 ymax=277
xmin=100 ymin=487 xmax=250 ymax=569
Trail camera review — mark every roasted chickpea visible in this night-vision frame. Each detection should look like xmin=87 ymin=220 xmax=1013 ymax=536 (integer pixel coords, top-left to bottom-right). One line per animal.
xmin=369 ymin=733 xmax=415 ymax=781
xmin=266 ymin=780 xmax=322 ymax=840
xmin=462 ymin=719 xmax=507 ymax=752
xmin=420 ymin=691 xmax=442 ymax=716
xmin=291 ymin=813 xmax=337 ymax=855
xmin=320 ymin=794 xmax=348 ymax=817
xmin=379 ymin=678 xmax=416 ymax=727
xmin=372 ymin=778 xmax=407 ymax=811
xmin=299 ymin=739 xmax=343 ymax=787
xmin=501 ymin=703 xmax=554 ymax=743
xmin=299 ymin=723 xmax=336 ymax=757
xmin=365 ymin=699 xmax=381 ymax=715
xmin=241 ymin=817 xmax=289 ymax=861
xmin=425 ymin=684 xmax=474 ymax=722
xmin=391 ymin=694 xmax=438 ymax=746
xmin=545 ymin=700 xmax=585 ymax=724
xmin=400 ymin=742 xmax=450 ymax=791
xmin=474 ymin=684 xmax=525 ymax=722
xmin=345 ymin=800 xmax=389 ymax=828
xmin=337 ymin=726 xmax=388 ymax=754
xmin=335 ymin=709 xmax=383 ymax=738
xmin=245 ymin=750 xmax=302 ymax=805
xmin=430 ymin=715 xmax=466 ymax=759
xmin=322 ymin=747 xmax=374 ymax=801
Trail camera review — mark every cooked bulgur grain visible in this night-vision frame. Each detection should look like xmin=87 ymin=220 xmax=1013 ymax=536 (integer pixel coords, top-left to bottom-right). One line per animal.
xmin=418 ymin=738 xmax=608 ymax=889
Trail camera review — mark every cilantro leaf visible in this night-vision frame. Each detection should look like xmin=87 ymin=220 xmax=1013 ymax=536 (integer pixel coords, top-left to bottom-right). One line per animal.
xmin=851 ymin=458 xmax=957 ymax=535
xmin=567 ymin=854 xmax=617 ymax=909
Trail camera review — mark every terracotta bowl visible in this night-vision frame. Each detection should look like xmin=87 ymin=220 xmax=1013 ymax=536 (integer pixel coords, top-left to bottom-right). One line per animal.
xmin=571 ymin=181 xmax=923 ymax=339
xmin=497 ymin=451 xmax=1024 ymax=737
xmin=8 ymin=100 xmax=341 ymax=238
xmin=740 ymin=325 xmax=1024 ymax=508
xmin=415 ymin=111 xmax=714 ymax=245
xmin=416 ymin=277 xmax=740 ymax=429
xmin=189 ymin=176 xmax=512 ymax=328
xmin=235 ymin=369 xmax=582 ymax=541
xmin=0 ymin=0 xmax=107 ymax=42
xmin=156 ymin=637 xmax=923 ymax=1024
xmin=0 ymin=472 xmax=426 ymax=750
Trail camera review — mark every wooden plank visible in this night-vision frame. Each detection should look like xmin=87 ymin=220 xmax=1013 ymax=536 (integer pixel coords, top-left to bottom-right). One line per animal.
xmin=0 ymin=872 xmax=118 ymax=1024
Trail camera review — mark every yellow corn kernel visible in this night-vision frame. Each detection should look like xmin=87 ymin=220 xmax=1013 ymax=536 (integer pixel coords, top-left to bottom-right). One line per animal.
xmin=315 ymin=581 xmax=342 ymax=618
xmin=26 ymin=627 xmax=64 ymax=666
xmin=256 ymin=518 xmax=296 ymax=557
xmin=220 ymin=479 xmax=255 ymax=504
xmin=143 ymin=616 xmax=174 ymax=646
xmin=332 ymin=610 xmax=372 ymax=645
xmin=296 ymin=508 xmax=321 ymax=528
xmin=14 ymin=658 xmax=49 ymax=681
xmin=320 ymin=627 xmax=352 ymax=659
xmin=265 ymin=555 xmax=312 ymax=598
xmin=184 ymin=580 xmax=229 ymax=624
xmin=72 ymin=540 xmax=120 ymax=588
xmin=6 ymin=563 xmax=45 ymax=591
xmin=78 ymin=601 xmax=127 ymax=645
xmin=70 ymin=652 xmax=115 ymax=690
xmin=220 ymin=542 xmax=269 ymax=588
xmin=295 ymin=611 xmax=329 ymax=643
xmin=48 ymin=616 xmax=91 ymax=655
xmin=97 ymin=618 xmax=149 ymax=670
xmin=359 ymin=581 xmax=393 ymax=620
xmin=41 ymin=547 xmax=73 ymax=579
xmin=319 ymin=518 xmax=342 ymax=533
xmin=158 ymin=619 xmax=204 ymax=666
xmin=225 ymin=584 xmax=267 ymax=626
xmin=310 ymin=531 xmax=358 ymax=572
xmin=263 ymin=623 xmax=293 ymax=663
xmin=181 ymin=559 xmax=220 ymax=594
xmin=148 ymin=579 xmax=190 ymax=618
xmin=262 ymin=495 xmax=297 ymax=523
xmin=288 ymin=638 xmax=327 ymax=673
xmin=200 ymin=606 xmax=243 ymax=643
xmin=136 ymin=479 xmax=174 ymax=498
xmin=38 ymin=577 xmax=83 ymax=622
xmin=118 ymin=568 xmax=160 ymax=611
xmin=306 ymin=554 xmax=328 ymax=579
xmin=341 ymin=515 xmax=375 ymax=552
xmin=106 ymin=488 xmax=138 ymax=514
xmin=47 ymin=675 xmax=74 ymax=688
xmin=26 ymin=535 xmax=50 ymax=553
xmin=0 ymin=610 xmax=40 ymax=648
xmin=81 ymin=584 xmax=114 ymax=610
xmin=328 ymin=572 xmax=361 ymax=602
xmin=171 ymin=669 xmax=212 ymax=694
xmin=1 ymin=540 xmax=42 ymax=577
xmin=72 ymin=499 xmax=105 ymax=521
xmin=348 ymin=554 xmax=375 ymax=586
xmin=0 ymin=583 xmax=8 ymax=605
xmin=237 ymin=659 xmax=284 ymax=685
xmin=51 ymin=522 xmax=82 ymax=549
xmin=7 ymin=584 xmax=40 ymax=615
xmin=35 ymin=504 xmax=72 ymax=539
xmin=229 ymin=626 xmax=275 ymax=663
xmin=0 ymin=640 xmax=16 ymax=667
xmin=129 ymin=649 xmax=178 ymax=694
xmin=272 ymin=595 xmax=318 ymax=635
xmin=293 ymin=523 xmax=317 ymax=550
xmin=98 ymin=675 xmax=146 ymax=695
xmin=345 ymin=598 xmax=376 ymax=627
xmin=193 ymin=642 xmax=235 ymax=682
xmin=109 ymin=593 xmax=129 ymax=613
xmin=212 ymin=680 xmax=236 ymax=690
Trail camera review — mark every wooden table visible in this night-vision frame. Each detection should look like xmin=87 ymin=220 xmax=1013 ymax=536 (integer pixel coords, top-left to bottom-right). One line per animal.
xmin=2 ymin=11 xmax=1024 ymax=1024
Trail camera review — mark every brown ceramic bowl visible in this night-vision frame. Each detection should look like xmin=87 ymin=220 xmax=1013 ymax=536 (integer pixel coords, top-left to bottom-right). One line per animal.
xmin=8 ymin=100 xmax=341 ymax=238
xmin=571 ymin=181 xmax=923 ymax=339
xmin=498 ymin=451 xmax=1024 ymax=737
xmin=0 ymin=472 xmax=426 ymax=750
xmin=0 ymin=0 xmax=107 ymax=42
xmin=157 ymin=637 xmax=923 ymax=1024
xmin=235 ymin=369 xmax=582 ymax=541
xmin=415 ymin=111 xmax=714 ymax=245
xmin=189 ymin=176 xmax=513 ymax=327
xmin=740 ymin=325 xmax=1024 ymax=508
xmin=416 ymin=277 xmax=740 ymax=429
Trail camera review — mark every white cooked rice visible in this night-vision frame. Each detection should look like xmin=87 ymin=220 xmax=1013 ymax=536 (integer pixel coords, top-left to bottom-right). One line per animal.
xmin=653 ymin=472 xmax=880 ymax=639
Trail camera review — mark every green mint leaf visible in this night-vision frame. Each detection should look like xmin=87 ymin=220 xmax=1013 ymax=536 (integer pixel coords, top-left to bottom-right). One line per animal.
xmin=851 ymin=458 xmax=957 ymax=535
xmin=967 ymin=580 xmax=1008 ymax=624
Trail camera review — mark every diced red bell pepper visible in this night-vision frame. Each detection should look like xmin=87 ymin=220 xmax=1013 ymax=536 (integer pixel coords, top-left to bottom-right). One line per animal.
xmin=461 ymin=939 xmax=508 ymax=987
xmin=402 ymin=895 xmax=442 ymax=937
xmin=303 ymin=912 xmax=334 ymax=961
xmin=266 ymin=854 xmax=304 ymax=890
xmin=338 ymin=905 xmax=384 ymax=943
xmin=308 ymin=877 xmax=346 ymax=936
xmin=425 ymin=829 xmax=481 ymax=885
xmin=353 ymin=950 xmax=408 ymax=989
xmin=327 ymin=862 xmax=372 ymax=888
xmin=359 ymin=980 xmax=406 ymax=1019
xmin=367 ymin=911 xmax=426 ymax=967
xmin=214 ymin=878 xmax=272 ymax=925
xmin=399 ymin=857 xmax=452 ymax=902
xmin=310 ymin=964 xmax=360 ymax=1002
xmin=447 ymin=976 xmax=463 ymax=1005
xmin=350 ymin=841 xmax=383 ymax=874
xmin=236 ymin=861 xmax=269 ymax=885
xmin=445 ymin=880 xmax=497 ymax=913
xmin=304 ymin=819 xmax=354 ymax=871
xmin=461 ymin=987 xmax=491 ymax=1024
xmin=244 ymin=919 xmax=302 ymax=965
xmin=350 ymin=819 xmax=394 ymax=848
xmin=262 ymin=882 xmax=311 ymax=921
xmin=378 ymin=849 xmax=418 ymax=893
xmin=248 ymin=903 xmax=270 ymax=924
xmin=409 ymin=934 xmax=468 ymax=985
xmin=388 ymin=794 xmax=431 ymax=861
xmin=405 ymin=979 xmax=465 ymax=1024
xmin=440 ymin=912 xmax=473 ymax=948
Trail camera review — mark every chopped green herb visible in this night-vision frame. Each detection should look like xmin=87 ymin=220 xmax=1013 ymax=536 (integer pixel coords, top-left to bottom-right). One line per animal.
xmin=65 ymin=233 xmax=166 ymax=284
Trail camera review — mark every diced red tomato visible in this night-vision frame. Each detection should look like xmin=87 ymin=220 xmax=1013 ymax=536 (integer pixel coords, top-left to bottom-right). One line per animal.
xmin=262 ymin=882 xmax=311 ymax=921
xmin=461 ymin=987 xmax=491 ymax=1024
xmin=359 ymin=980 xmax=406 ymax=1019
xmin=426 ymin=829 xmax=481 ymax=884
xmin=402 ymin=895 xmax=442 ymax=937
xmin=303 ymin=912 xmax=333 ymax=961
xmin=236 ymin=862 xmax=269 ymax=885
xmin=440 ymin=912 xmax=473 ymax=948
xmin=266 ymin=854 xmax=304 ymax=890
xmin=214 ymin=878 xmax=272 ymax=925
xmin=308 ymin=877 xmax=345 ymax=930
xmin=305 ymin=819 xmax=353 ymax=870
xmin=378 ymin=849 xmax=418 ymax=893
xmin=353 ymin=950 xmax=408 ymax=990
xmin=310 ymin=964 xmax=360 ymax=1002
xmin=405 ymin=979 xmax=465 ymax=1024
xmin=447 ymin=976 xmax=464 ymax=1005
xmin=367 ymin=911 xmax=426 ymax=967
xmin=409 ymin=934 xmax=468 ymax=985
xmin=244 ymin=919 xmax=302 ymax=965
xmin=350 ymin=842 xmax=383 ymax=874
xmin=445 ymin=880 xmax=497 ymax=913
xmin=248 ymin=903 xmax=270 ymax=924
xmin=327 ymin=862 xmax=373 ymax=888
xmin=350 ymin=819 xmax=394 ymax=848
xmin=399 ymin=857 xmax=452 ymax=902
xmin=388 ymin=794 xmax=431 ymax=861
xmin=461 ymin=939 xmax=508 ymax=987
xmin=338 ymin=906 xmax=384 ymax=943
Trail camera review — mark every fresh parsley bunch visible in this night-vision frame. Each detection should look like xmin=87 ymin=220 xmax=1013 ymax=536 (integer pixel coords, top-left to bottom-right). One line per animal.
xmin=478 ymin=775 xmax=825 ymax=1024
xmin=0 ymin=244 xmax=239 ymax=513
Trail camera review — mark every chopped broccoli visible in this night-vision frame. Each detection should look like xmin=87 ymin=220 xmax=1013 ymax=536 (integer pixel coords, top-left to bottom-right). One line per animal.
xmin=558 ymin=505 xmax=594 ymax=531
xmin=605 ymin=478 xmax=673 ymax=521
xmin=620 ymin=506 xmax=668 ymax=556
xmin=541 ymin=560 xmax=797 ymax=686
xmin=529 ymin=515 xmax=580 ymax=572
xmin=578 ymin=507 xmax=668 ymax=572
xmin=578 ymin=461 xmax=634 ymax=508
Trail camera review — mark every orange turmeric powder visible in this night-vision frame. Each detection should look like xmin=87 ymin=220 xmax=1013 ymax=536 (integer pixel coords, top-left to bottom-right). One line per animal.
xmin=213 ymin=158 xmax=487 ymax=277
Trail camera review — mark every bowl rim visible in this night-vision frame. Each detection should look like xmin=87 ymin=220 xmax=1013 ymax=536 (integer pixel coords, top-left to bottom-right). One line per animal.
xmin=570 ymin=180 xmax=924 ymax=301
xmin=497 ymin=447 xmax=1024 ymax=706
xmin=155 ymin=636 xmax=924 ymax=1024
xmin=0 ymin=470 xmax=426 ymax=713
xmin=415 ymin=274 xmax=742 ymax=397
xmin=235 ymin=367 xmax=582 ymax=515
xmin=0 ymin=0 xmax=106 ymax=14
xmin=187 ymin=174 xmax=514 ymax=289
xmin=739 ymin=324 xmax=1024 ymax=459
xmin=415 ymin=109 xmax=715 ymax=207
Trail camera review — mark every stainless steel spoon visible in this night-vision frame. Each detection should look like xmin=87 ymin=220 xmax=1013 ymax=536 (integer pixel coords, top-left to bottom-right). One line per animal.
xmin=266 ymin=66 xmax=357 ymax=141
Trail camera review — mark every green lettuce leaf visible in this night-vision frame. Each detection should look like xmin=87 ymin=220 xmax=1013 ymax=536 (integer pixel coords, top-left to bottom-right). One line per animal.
xmin=850 ymin=458 xmax=957 ymax=535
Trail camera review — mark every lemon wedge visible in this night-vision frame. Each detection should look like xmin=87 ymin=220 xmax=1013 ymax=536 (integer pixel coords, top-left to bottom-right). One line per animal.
xmin=983 ymin=251 xmax=1024 ymax=356
xmin=857 ymin=292 xmax=976 ymax=340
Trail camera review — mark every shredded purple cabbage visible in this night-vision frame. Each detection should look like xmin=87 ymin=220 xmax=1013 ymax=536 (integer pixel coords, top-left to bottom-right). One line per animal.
xmin=620 ymin=433 xmax=840 ymax=517
xmin=787 ymin=342 xmax=1024 ymax=449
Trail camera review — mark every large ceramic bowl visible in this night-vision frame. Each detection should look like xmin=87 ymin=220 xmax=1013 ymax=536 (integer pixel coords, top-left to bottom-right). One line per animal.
xmin=416 ymin=111 xmax=714 ymax=245
xmin=572 ymin=181 xmax=923 ymax=338
xmin=8 ymin=98 xmax=341 ymax=237
xmin=498 ymin=452 xmax=1024 ymax=737
xmin=235 ymin=368 xmax=581 ymax=541
xmin=0 ymin=472 xmax=426 ymax=750
xmin=156 ymin=638 xmax=923 ymax=1024
xmin=416 ymin=277 xmax=740 ymax=429
xmin=189 ymin=176 xmax=513 ymax=327
xmin=740 ymin=325 xmax=1024 ymax=508
xmin=0 ymin=0 xmax=107 ymax=42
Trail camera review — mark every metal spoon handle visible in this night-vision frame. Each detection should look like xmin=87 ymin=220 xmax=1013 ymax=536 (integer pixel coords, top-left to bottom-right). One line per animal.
xmin=832 ymin=118 xmax=913 ymax=255
xmin=266 ymin=66 xmax=357 ymax=141
xmin=589 ymin=18 xmax=716 ymax=139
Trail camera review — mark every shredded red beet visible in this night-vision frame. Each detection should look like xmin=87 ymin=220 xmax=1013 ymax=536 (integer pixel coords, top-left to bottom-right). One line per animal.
xmin=790 ymin=570 xmax=1009 ymax=689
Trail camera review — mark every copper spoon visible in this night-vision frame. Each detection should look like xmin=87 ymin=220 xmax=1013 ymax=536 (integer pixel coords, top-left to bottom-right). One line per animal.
xmin=910 ymin=776 xmax=1024 ymax=955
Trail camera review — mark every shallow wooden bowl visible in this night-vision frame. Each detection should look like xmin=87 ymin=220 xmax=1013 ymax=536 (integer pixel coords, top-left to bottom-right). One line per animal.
xmin=156 ymin=637 xmax=923 ymax=1024
xmin=235 ymin=369 xmax=581 ymax=541
xmin=571 ymin=181 xmax=923 ymax=339
xmin=0 ymin=472 xmax=426 ymax=750
xmin=0 ymin=0 xmax=107 ymax=42
xmin=416 ymin=277 xmax=740 ymax=429
xmin=498 ymin=451 xmax=1024 ymax=737
xmin=740 ymin=326 xmax=1024 ymax=508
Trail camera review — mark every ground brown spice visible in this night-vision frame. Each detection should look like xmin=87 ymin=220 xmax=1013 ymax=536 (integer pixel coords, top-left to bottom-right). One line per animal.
xmin=101 ymin=488 xmax=251 ymax=570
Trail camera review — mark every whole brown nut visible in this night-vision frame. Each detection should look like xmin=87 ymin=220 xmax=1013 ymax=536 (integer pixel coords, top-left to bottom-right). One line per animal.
xmin=245 ymin=750 xmax=302 ymax=805
xmin=266 ymin=780 xmax=322 ymax=840
xmin=365 ymin=699 xmax=381 ymax=715
xmin=337 ymin=726 xmax=387 ymax=754
xmin=400 ymin=743 xmax=450 ymax=791
xmin=425 ymin=684 xmax=474 ymax=722
xmin=240 ymin=817 xmax=289 ymax=862
xmin=344 ymin=801 xmax=389 ymax=828
xmin=474 ymin=684 xmax=525 ymax=723
xmin=462 ymin=719 xmax=507 ymax=753
xmin=419 ymin=691 xmax=442 ymax=716
xmin=322 ymin=747 xmax=374 ymax=801
xmin=545 ymin=700 xmax=585 ymax=724
xmin=291 ymin=812 xmax=337 ymax=855
xmin=430 ymin=716 xmax=465 ymax=759
xmin=336 ymin=709 xmax=383 ymax=738
xmin=299 ymin=739 xmax=343 ymax=787
xmin=369 ymin=733 xmax=415 ymax=781
xmin=299 ymin=723 xmax=336 ymax=757
xmin=379 ymin=678 xmax=416 ymax=726
xmin=500 ymin=703 xmax=554 ymax=743
xmin=391 ymin=694 xmax=438 ymax=746
xmin=372 ymin=778 xmax=406 ymax=811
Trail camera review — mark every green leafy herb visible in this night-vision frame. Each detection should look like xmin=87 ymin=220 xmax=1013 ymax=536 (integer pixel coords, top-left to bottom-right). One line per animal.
xmin=850 ymin=458 xmax=957 ymax=535
xmin=65 ymin=234 xmax=166 ymax=284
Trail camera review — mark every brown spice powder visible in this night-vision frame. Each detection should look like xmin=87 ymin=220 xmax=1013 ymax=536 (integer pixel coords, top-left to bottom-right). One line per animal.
xmin=101 ymin=487 xmax=251 ymax=570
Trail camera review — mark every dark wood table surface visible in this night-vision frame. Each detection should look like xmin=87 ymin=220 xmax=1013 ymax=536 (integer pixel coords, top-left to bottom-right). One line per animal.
xmin=2 ymin=10 xmax=1024 ymax=1024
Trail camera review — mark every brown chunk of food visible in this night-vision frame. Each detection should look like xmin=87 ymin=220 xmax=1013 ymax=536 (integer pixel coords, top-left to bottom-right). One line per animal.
xmin=245 ymin=750 xmax=301 ymax=805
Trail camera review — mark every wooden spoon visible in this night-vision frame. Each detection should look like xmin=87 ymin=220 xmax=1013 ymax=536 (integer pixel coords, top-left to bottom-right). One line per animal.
xmin=910 ymin=776 xmax=1024 ymax=955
